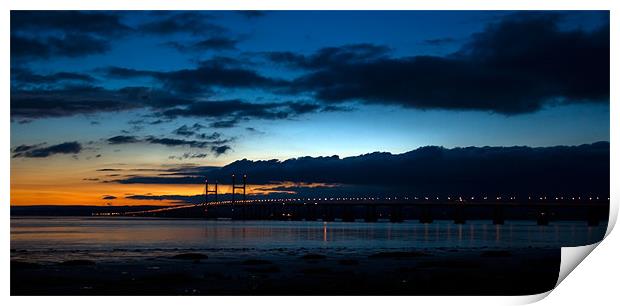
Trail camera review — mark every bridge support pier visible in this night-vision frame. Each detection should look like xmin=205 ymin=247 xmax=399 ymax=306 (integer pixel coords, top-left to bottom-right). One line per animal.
xmin=537 ymin=209 xmax=550 ymax=226
xmin=365 ymin=205 xmax=378 ymax=222
xmin=390 ymin=205 xmax=404 ymax=223
xmin=232 ymin=205 xmax=248 ymax=220
xmin=256 ymin=205 xmax=265 ymax=219
xmin=276 ymin=204 xmax=287 ymax=220
xmin=492 ymin=206 xmax=504 ymax=225
xmin=305 ymin=204 xmax=317 ymax=221
xmin=323 ymin=205 xmax=335 ymax=222
xmin=453 ymin=205 xmax=466 ymax=224
xmin=291 ymin=205 xmax=303 ymax=221
xmin=420 ymin=207 xmax=433 ymax=223
xmin=587 ymin=206 xmax=600 ymax=226
xmin=342 ymin=205 xmax=355 ymax=222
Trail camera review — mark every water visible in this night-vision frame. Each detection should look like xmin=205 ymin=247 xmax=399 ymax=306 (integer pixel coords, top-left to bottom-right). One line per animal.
xmin=11 ymin=217 xmax=606 ymax=263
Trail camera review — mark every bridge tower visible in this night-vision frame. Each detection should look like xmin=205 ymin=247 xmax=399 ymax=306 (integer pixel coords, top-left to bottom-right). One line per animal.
xmin=231 ymin=174 xmax=247 ymax=204
xmin=205 ymin=178 xmax=218 ymax=204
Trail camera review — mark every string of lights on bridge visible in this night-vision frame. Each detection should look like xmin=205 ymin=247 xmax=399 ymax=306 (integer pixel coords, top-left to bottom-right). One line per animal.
xmin=102 ymin=175 xmax=608 ymax=216
xmin=204 ymin=195 xmax=608 ymax=206
xmin=202 ymin=174 xmax=608 ymax=205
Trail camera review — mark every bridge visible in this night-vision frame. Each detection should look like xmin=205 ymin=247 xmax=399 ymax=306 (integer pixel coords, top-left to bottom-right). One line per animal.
xmin=120 ymin=174 xmax=609 ymax=226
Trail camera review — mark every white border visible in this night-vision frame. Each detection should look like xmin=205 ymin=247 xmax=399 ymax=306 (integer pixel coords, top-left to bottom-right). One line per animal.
xmin=3 ymin=1 xmax=617 ymax=305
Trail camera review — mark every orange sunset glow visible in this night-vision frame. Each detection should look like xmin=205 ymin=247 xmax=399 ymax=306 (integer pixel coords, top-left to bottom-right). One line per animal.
xmin=11 ymin=158 xmax=338 ymax=206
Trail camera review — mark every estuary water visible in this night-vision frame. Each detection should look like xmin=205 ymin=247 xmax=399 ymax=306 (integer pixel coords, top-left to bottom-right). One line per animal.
xmin=11 ymin=217 xmax=606 ymax=263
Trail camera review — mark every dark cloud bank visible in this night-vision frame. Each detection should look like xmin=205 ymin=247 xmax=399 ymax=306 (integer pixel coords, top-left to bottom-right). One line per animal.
xmin=285 ymin=14 xmax=609 ymax=114
xmin=115 ymin=142 xmax=609 ymax=199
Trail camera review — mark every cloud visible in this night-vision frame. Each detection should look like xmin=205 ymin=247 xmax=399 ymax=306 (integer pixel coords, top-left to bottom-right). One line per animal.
xmin=11 ymin=11 xmax=130 ymax=60
xmin=107 ymin=135 xmax=140 ymax=144
xmin=245 ymin=127 xmax=264 ymax=134
xmin=210 ymin=145 xmax=232 ymax=156
xmin=11 ymin=11 xmax=130 ymax=37
xmin=237 ymin=11 xmax=266 ymax=19
xmin=11 ymin=34 xmax=111 ymax=60
xmin=11 ymin=68 xmax=96 ymax=87
xmin=166 ymin=37 xmax=239 ymax=52
xmin=145 ymin=136 xmax=214 ymax=148
xmin=422 ymin=37 xmax=457 ymax=46
xmin=160 ymin=100 xmax=336 ymax=123
xmin=169 ymin=153 xmax=209 ymax=160
xmin=10 ymin=86 xmax=193 ymax=119
xmin=209 ymin=119 xmax=240 ymax=128
xmin=10 ymin=74 xmax=327 ymax=123
xmin=102 ymin=195 xmax=117 ymax=200
xmin=138 ymin=12 xmax=225 ymax=36
xmin=12 ymin=144 xmax=41 ymax=153
xmin=12 ymin=141 xmax=82 ymax=158
xmin=106 ymin=133 xmax=232 ymax=150
xmin=264 ymin=43 xmax=391 ymax=70
xmin=197 ymin=132 xmax=222 ymax=140
xmin=173 ymin=123 xmax=206 ymax=137
xmin=126 ymin=194 xmax=204 ymax=204
xmin=290 ymin=13 xmax=609 ymax=114
xmin=11 ymin=86 xmax=141 ymax=119
xmin=100 ymin=66 xmax=154 ymax=79
xmin=104 ymin=61 xmax=288 ymax=95
xmin=110 ymin=142 xmax=609 ymax=196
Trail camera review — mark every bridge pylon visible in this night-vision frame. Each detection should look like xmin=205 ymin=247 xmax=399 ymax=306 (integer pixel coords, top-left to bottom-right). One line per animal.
xmin=205 ymin=178 xmax=218 ymax=204
xmin=231 ymin=174 xmax=247 ymax=204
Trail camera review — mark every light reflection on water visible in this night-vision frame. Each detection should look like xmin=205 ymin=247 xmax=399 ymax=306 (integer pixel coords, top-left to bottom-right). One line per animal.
xmin=11 ymin=217 xmax=606 ymax=261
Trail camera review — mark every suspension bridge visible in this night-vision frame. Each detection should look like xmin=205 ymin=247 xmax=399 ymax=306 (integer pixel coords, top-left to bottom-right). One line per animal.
xmin=118 ymin=174 xmax=609 ymax=226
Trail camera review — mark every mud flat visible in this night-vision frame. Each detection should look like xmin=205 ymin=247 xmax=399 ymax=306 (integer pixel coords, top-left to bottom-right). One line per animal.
xmin=11 ymin=247 xmax=559 ymax=295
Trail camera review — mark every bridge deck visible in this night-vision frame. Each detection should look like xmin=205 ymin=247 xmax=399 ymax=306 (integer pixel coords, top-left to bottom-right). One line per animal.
xmin=119 ymin=198 xmax=609 ymax=226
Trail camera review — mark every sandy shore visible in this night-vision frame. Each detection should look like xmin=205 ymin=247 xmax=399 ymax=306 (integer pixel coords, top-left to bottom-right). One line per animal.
xmin=11 ymin=247 xmax=559 ymax=295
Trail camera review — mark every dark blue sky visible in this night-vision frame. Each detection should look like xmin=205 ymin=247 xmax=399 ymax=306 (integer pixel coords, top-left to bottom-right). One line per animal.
xmin=10 ymin=11 xmax=610 ymax=205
